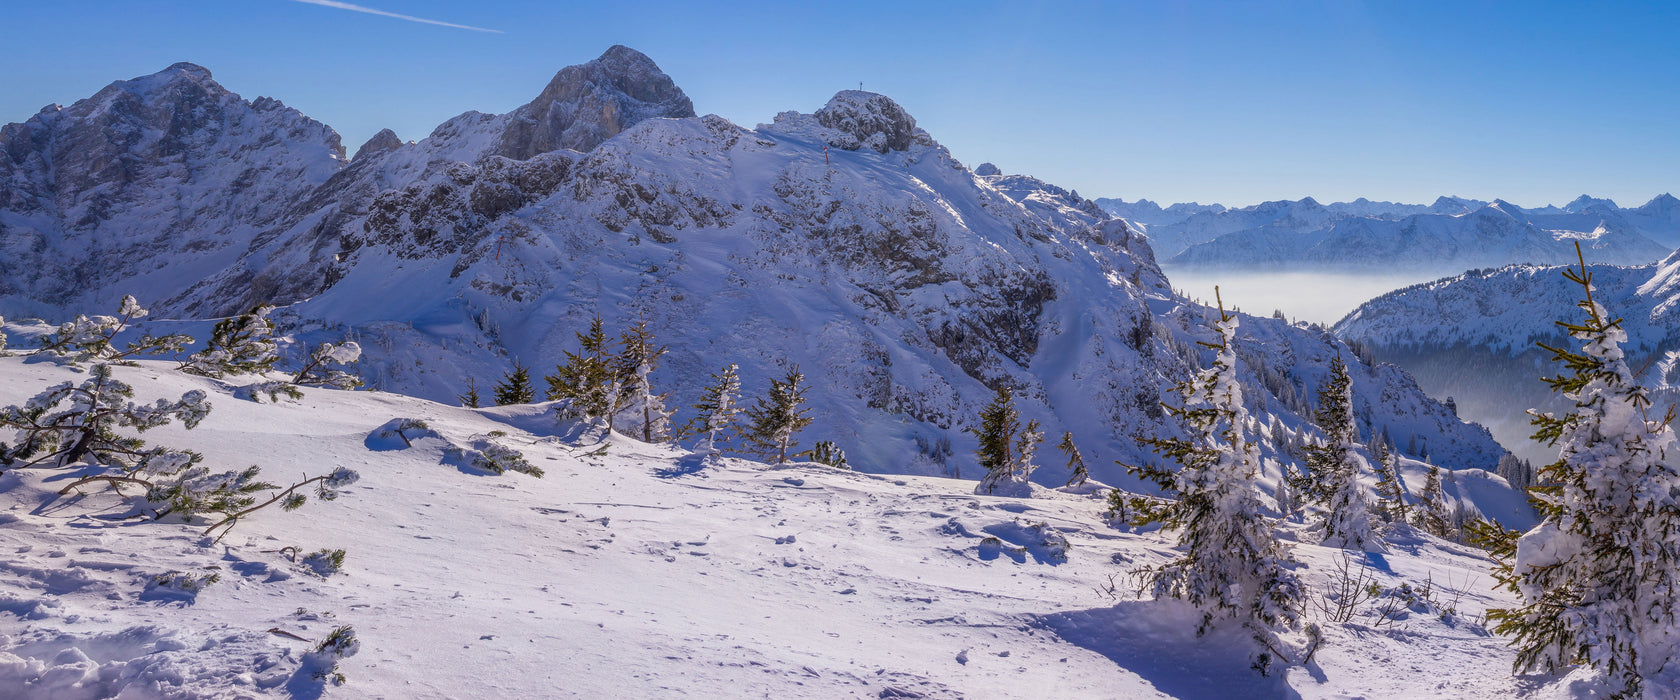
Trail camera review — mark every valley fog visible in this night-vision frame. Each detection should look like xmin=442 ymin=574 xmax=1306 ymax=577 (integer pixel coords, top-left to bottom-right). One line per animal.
xmin=1160 ymin=267 xmax=1445 ymax=325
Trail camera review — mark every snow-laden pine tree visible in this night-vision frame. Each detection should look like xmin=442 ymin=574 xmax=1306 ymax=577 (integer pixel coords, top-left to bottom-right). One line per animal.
xmin=1412 ymin=463 xmax=1453 ymax=538
xmin=1487 ymin=245 xmax=1680 ymax=698
xmin=32 ymin=296 xmax=193 ymax=366
xmin=292 ymin=342 xmax=362 ymax=389
xmin=1128 ymin=297 xmax=1303 ymax=675
xmin=969 ymin=386 xmax=1041 ymax=496
xmin=546 ymin=317 xmax=618 ymax=425
xmin=743 ymin=365 xmax=812 ymax=465
xmin=688 ymin=363 xmax=742 ymax=455
xmin=1302 ymin=356 xmax=1377 ymax=550
xmin=181 ymin=305 xmax=278 ymax=377
xmin=1370 ymin=440 xmax=1409 ymax=524
xmin=614 ymin=316 xmax=673 ymax=442
xmin=493 ymin=361 xmax=535 ymax=405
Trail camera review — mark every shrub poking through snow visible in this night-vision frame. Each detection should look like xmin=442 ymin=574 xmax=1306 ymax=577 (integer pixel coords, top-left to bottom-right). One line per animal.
xmin=236 ymin=381 xmax=304 ymax=404
xmin=969 ymin=386 xmax=1041 ymax=496
xmin=31 ymin=296 xmax=195 ymax=366
xmin=1486 ymin=244 xmax=1680 ymax=698
xmin=797 ymin=440 xmax=848 ymax=469
xmin=1126 ymin=290 xmax=1303 ymax=676
xmin=447 ymin=434 xmax=543 ymax=478
xmin=292 ymin=341 xmax=363 ymax=389
xmin=301 ymin=549 xmax=347 ymax=577
xmin=149 ymin=570 xmax=221 ymax=594
xmin=303 ymin=625 xmax=359 ymax=685
xmin=744 ymin=365 xmax=813 ymax=465
xmin=180 ymin=305 xmax=279 ymax=378
xmin=378 ymin=418 xmax=433 ymax=448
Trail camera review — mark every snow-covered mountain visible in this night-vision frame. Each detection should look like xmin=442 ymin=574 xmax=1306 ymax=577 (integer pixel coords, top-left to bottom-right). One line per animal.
xmin=1334 ymin=248 xmax=1680 ymax=462
xmin=1100 ymin=194 xmax=1677 ymax=274
xmin=0 ymin=47 xmax=1504 ymax=483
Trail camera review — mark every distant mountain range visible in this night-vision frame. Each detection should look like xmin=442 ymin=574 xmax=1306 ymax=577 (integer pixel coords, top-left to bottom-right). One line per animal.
xmin=1097 ymin=194 xmax=1680 ymax=275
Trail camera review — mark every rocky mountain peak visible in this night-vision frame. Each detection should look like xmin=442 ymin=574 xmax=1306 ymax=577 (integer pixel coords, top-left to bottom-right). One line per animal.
xmin=815 ymin=90 xmax=924 ymax=153
xmin=496 ymin=45 xmax=695 ymax=159
xmin=354 ymin=128 xmax=404 ymax=160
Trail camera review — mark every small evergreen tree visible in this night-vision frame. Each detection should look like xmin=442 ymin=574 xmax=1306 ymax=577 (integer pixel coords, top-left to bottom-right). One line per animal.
xmin=1057 ymin=430 xmax=1089 ymax=487
xmin=546 ymin=317 xmax=618 ymax=425
xmin=969 ymin=386 xmax=1041 ymax=495
xmin=1301 ymin=356 xmax=1377 ymax=550
xmin=493 ymin=361 xmax=535 ymax=405
xmin=743 ymin=365 xmax=813 ymax=464
xmin=688 ymin=363 xmax=742 ymax=455
xmin=1412 ymin=464 xmax=1453 ymax=538
xmin=1370 ymin=440 xmax=1409 ymax=524
xmin=181 ymin=305 xmax=278 ymax=377
xmin=614 ymin=315 xmax=673 ymax=442
xmin=457 ymin=378 xmax=481 ymax=408
xmin=797 ymin=440 xmax=849 ymax=469
xmin=1486 ymin=244 xmax=1680 ymax=697
xmin=1127 ymin=293 xmax=1302 ymax=674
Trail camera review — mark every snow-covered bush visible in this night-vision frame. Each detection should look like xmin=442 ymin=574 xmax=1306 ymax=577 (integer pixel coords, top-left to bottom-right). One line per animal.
xmin=292 ymin=341 xmax=363 ymax=389
xmin=798 ymin=440 xmax=848 ymax=469
xmin=235 ymin=380 xmax=304 ymax=404
xmin=446 ymin=434 xmax=543 ymax=478
xmin=180 ymin=305 xmax=278 ymax=377
xmin=301 ymin=549 xmax=347 ymax=577
xmin=31 ymin=295 xmax=193 ymax=366
xmin=302 ymin=625 xmax=359 ymax=685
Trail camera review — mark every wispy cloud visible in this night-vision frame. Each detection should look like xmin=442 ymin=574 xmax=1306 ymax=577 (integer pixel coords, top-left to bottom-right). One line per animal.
xmin=288 ymin=0 xmax=502 ymax=34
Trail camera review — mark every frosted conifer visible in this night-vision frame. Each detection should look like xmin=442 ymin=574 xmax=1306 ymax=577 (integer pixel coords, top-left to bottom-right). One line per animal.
xmin=743 ymin=365 xmax=813 ymax=465
xmin=614 ymin=316 xmax=673 ymax=442
xmin=1302 ymin=356 xmax=1377 ymax=550
xmin=1486 ymin=244 xmax=1680 ymax=698
xmin=1370 ymin=441 xmax=1409 ymax=524
xmin=1127 ymin=292 xmax=1303 ymax=675
xmin=181 ymin=305 xmax=278 ymax=377
xmin=292 ymin=342 xmax=363 ymax=389
xmin=33 ymin=296 xmax=193 ymax=366
xmin=458 ymin=378 xmax=481 ymax=408
xmin=1412 ymin=464 xmax=1453 ymax=538
xmin=689 ymin=363 xmax=742 ymax=455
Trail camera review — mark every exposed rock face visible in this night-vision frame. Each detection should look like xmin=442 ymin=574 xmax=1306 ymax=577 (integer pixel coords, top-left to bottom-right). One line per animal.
xmin=973 ymin=162 xmax=1001 ymax=176
xmin=496 ymin=45 xmax=695 ymax=159
xmin=815 ymin=91 xmax=928 ymax=153
xmin=0 ymin=62 xmax=343 ymax=316
xmin=354 ymin=128 xmax=404 ymax=160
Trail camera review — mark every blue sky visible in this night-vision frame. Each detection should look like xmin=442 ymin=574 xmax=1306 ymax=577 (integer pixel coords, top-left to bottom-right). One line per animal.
xmin=3 ymin=1 xmax=1676 ymax=208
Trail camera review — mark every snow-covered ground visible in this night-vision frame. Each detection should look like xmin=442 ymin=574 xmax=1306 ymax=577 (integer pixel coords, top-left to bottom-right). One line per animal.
xmin=0 ymin=359 xmax=1602 ymax=698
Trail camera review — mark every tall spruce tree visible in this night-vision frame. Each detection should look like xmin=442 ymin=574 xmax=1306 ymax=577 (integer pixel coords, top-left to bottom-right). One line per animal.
xmin=1370 ymin=439 xmax=1409 ymax=524
xmin=1128 ymin=292 xmax=1303 ymax=674
xmin=1301 ymin=356 xmax=1376 ymax=550
xmin=614 ymin=316 xmax=673 ymax=442
xmin=492 ymin=361 xmax=535 ymax=405
xmin=689 ymin=363 xmax=742 ymax=455
xmin=1486 ymin=244 xmax=1680 ymax=698
xmin=743 ymin=365 xmax=813 ymax=464
xmin=546 ymin=317 xmax=618 ymax=425
xmin=969 ymin=387 xmax=1041 ymax=495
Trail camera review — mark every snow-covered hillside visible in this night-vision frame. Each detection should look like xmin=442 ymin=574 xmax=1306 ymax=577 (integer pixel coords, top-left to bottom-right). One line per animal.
xmin=1334 ymin=249 xmax=1680 ymax=462
xmin=0 ymin=47 xmax=1503 ymax=484
xmin=0 ymin=359 xmax=1574 ymax=699
xmin=1099 ymin=194 xmax=1677 ymax=274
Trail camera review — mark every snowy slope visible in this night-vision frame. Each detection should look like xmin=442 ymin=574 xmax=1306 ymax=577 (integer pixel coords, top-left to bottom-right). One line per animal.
xmin=1334 ymin=251 xmax=1680 ymax=463
xmin=0 ymin=359 xmax=1585 ymax=699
